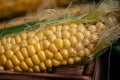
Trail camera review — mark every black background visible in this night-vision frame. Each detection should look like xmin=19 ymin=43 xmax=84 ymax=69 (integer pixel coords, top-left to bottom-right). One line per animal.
xmin=110 ymin=51 xmax=120 ymax=80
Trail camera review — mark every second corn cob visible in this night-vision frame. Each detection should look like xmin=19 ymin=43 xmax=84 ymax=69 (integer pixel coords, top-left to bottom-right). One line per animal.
xmin=0 ymin=0 xmax=71 ymax=19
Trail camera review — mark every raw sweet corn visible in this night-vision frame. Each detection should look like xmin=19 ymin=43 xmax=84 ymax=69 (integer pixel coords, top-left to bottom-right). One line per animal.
xmin=0 ymin=0 xmax=71 ymax=19
xmin=0 ymin=21 xmax=105 ymax=72
xmin=0 ymin=0 xmax=119 ymax=73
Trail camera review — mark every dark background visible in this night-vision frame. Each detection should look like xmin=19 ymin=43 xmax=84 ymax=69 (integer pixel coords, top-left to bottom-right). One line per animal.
xmin=110 ymin=51 xmax=120 ymax=80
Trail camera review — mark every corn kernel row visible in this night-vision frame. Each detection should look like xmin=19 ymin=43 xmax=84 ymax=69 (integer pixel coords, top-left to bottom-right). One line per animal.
xmin=0 ymin=22 xmax=105 ymax=72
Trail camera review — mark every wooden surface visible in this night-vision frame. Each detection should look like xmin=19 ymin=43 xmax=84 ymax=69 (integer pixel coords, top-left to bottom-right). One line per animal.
xmin=0 ymin=61 xmax=95 ymax=80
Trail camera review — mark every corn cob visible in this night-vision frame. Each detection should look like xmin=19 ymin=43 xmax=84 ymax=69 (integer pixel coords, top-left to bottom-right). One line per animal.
xmin=0 ymin=4 xmax=93 ymax=29
xmin=0 ymin=0 xmax=72 ymax=19
xmin=0 ymin=0 xmax=119 ymax=72
xmin=0 ymin=21 xmax=102 ymax=72
xmin=0 ymin=0 xmax=98 ymax=19
xmin=0 ymin=0 xmax=41 ymax=19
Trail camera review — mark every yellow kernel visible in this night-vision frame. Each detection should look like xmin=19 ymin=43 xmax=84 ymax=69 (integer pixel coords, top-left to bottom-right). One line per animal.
xmin=75 ymin=43 xmax=84 ymax=51
xmin=49 ymin=26 xmax=56 ymax=32
xmin=38 ymin=51 xmax=46 ymax=61
xmin=34 ymin=35 xmax=39 ymax=42
xmin=69 ymin=36 xmax=78 ymax=46
xmin=74 ymin=57 xmax=81 ymax=62
xmin=37 ymin=32 xmax=44 ymax=41
xmin=15 ymin=35 xmax=21 ymax=43
xmin=45 ymin=59 xmax=52 ymax=68
xmin=88 ymin=44 xmax=95 ymax=51
xmin=45 ymin=50 xmax=54 ymax=59
xmin=55 ymin=31 xmax=61 ymax=38
xmin=63 ymin=39 xmax=71 ymax=48
xmin=47 ymin=34 xmax=56 ymax=42
xmin=78 ymin=50 xmax=84 ymax=57
xmin=48 ymin=43 xmax=58 ymax=53
xmin=28 ymin=68 xmax=33 ymax=72
xmin=14 ymin=66 xmax=22 ymax=72
xmin=20 ymin=61 xmax=29 ymax=71
xmin=34 ymin=43 xmax=41 ymax=52
xmin=40 ymin=41 xmax=44 ymax=50
xmin=4 ymin=43 xmax=12 ymax=50
xmin=68 ymin=47 xmax=75 ymax=53
xmin=88 ymin=25 xmax=97 ymax=33
xmin=96 ymin=22 xmax=105 ymax=30
xmin=43 ymin=40 xmax=50 ymax=49
xmin=54 ymin=38 xmax=63 ymax=50
xmin=0 ymin=46 xmax=5 ymax=55
xmin=7 ymin=37 xmax=12 ymax=43
xmin=77 ymin=24 xmax=86 ymax=33
xmin=0 ymin=55 xmax=7 ymax=65
xmin=43 ymin=36 xmax=47 ymax=40
xmin=45 ymin=30 xmax=53 ymax=36
xmin=28 ymin=39 xmax=37 ymax=45
xmin=69 ymin=27 xmax=77 ymax=35
xmin=5 ymin=50 xmax=14 ymax=59
xmin=60 ymin=49 xmax=69 ymax=59
xmin=27 ymin=31 xmax=35 ymax=39
xmin=27 ymin=45 xmax=36 ymax=56
xmin=12 ymin=45 xmax=20 ymax=52
xmin=62 ymin=25 xmax=69 ymax=31
xmin=0 ymin=66 xmax=4 ymax=70
xmin=68 ymin=47 xmax=77 ymax=57
xmin=70 ymin=23 xmax=77 ymax=28
xmin=84 ymin=48 xmax=91 ymax=57
xmin=52 ymin=59 xmax=60 ymax=67
xmin=83 ymin=39 xmax=90 ymax=46
xmin=56 ymin=25 xmax=62 ymax=31
xmin=67 ymin=58 xmax=74 ymax=65
xmin=19 ymin=40 xmax=28 ymax=47
xmin=11 ymin=38 xmax=16 ymax=44
xmin=1 ymin=38 xmax=6 ymax=45
xmin=15 ymin=51 xmax=24 ymax=61
xmin=90 ymin=34 xmax=99 ymax=42
xmin=107 ymin=16 xmax=117 ymax=25
xmin=75 ymin=32 xmax=84 ymax=41
xmin=62 ymin=31 xmax=71 ymax=39
xmin=0 ymin=41 xmax=1 ymax=46
xmin=31 ymin=54 xmax=40 ymax=65
xmin=33 ymin=65 xmax=40 ymax=72
xmin=39 ymin=62 xmax=47 ymax=71
xmin=11 ymin=55 xmax=20 ymax=66
xmin=54 ymin=52 xmax=63 ymax=61
xmin=84 ymin=31 xmax=91 ymax=38
xmin=25 ymin=57 xmax=33 ymax=67
xmin=5 ymin=60 xmax=13 ymax=69
xmin=20 ymin=32 xmax=27 ymax=40
xmin=61 ymin=60 xmax=67 ymax=65
xmin=21 ymin=47 xmax=28 ymax=58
